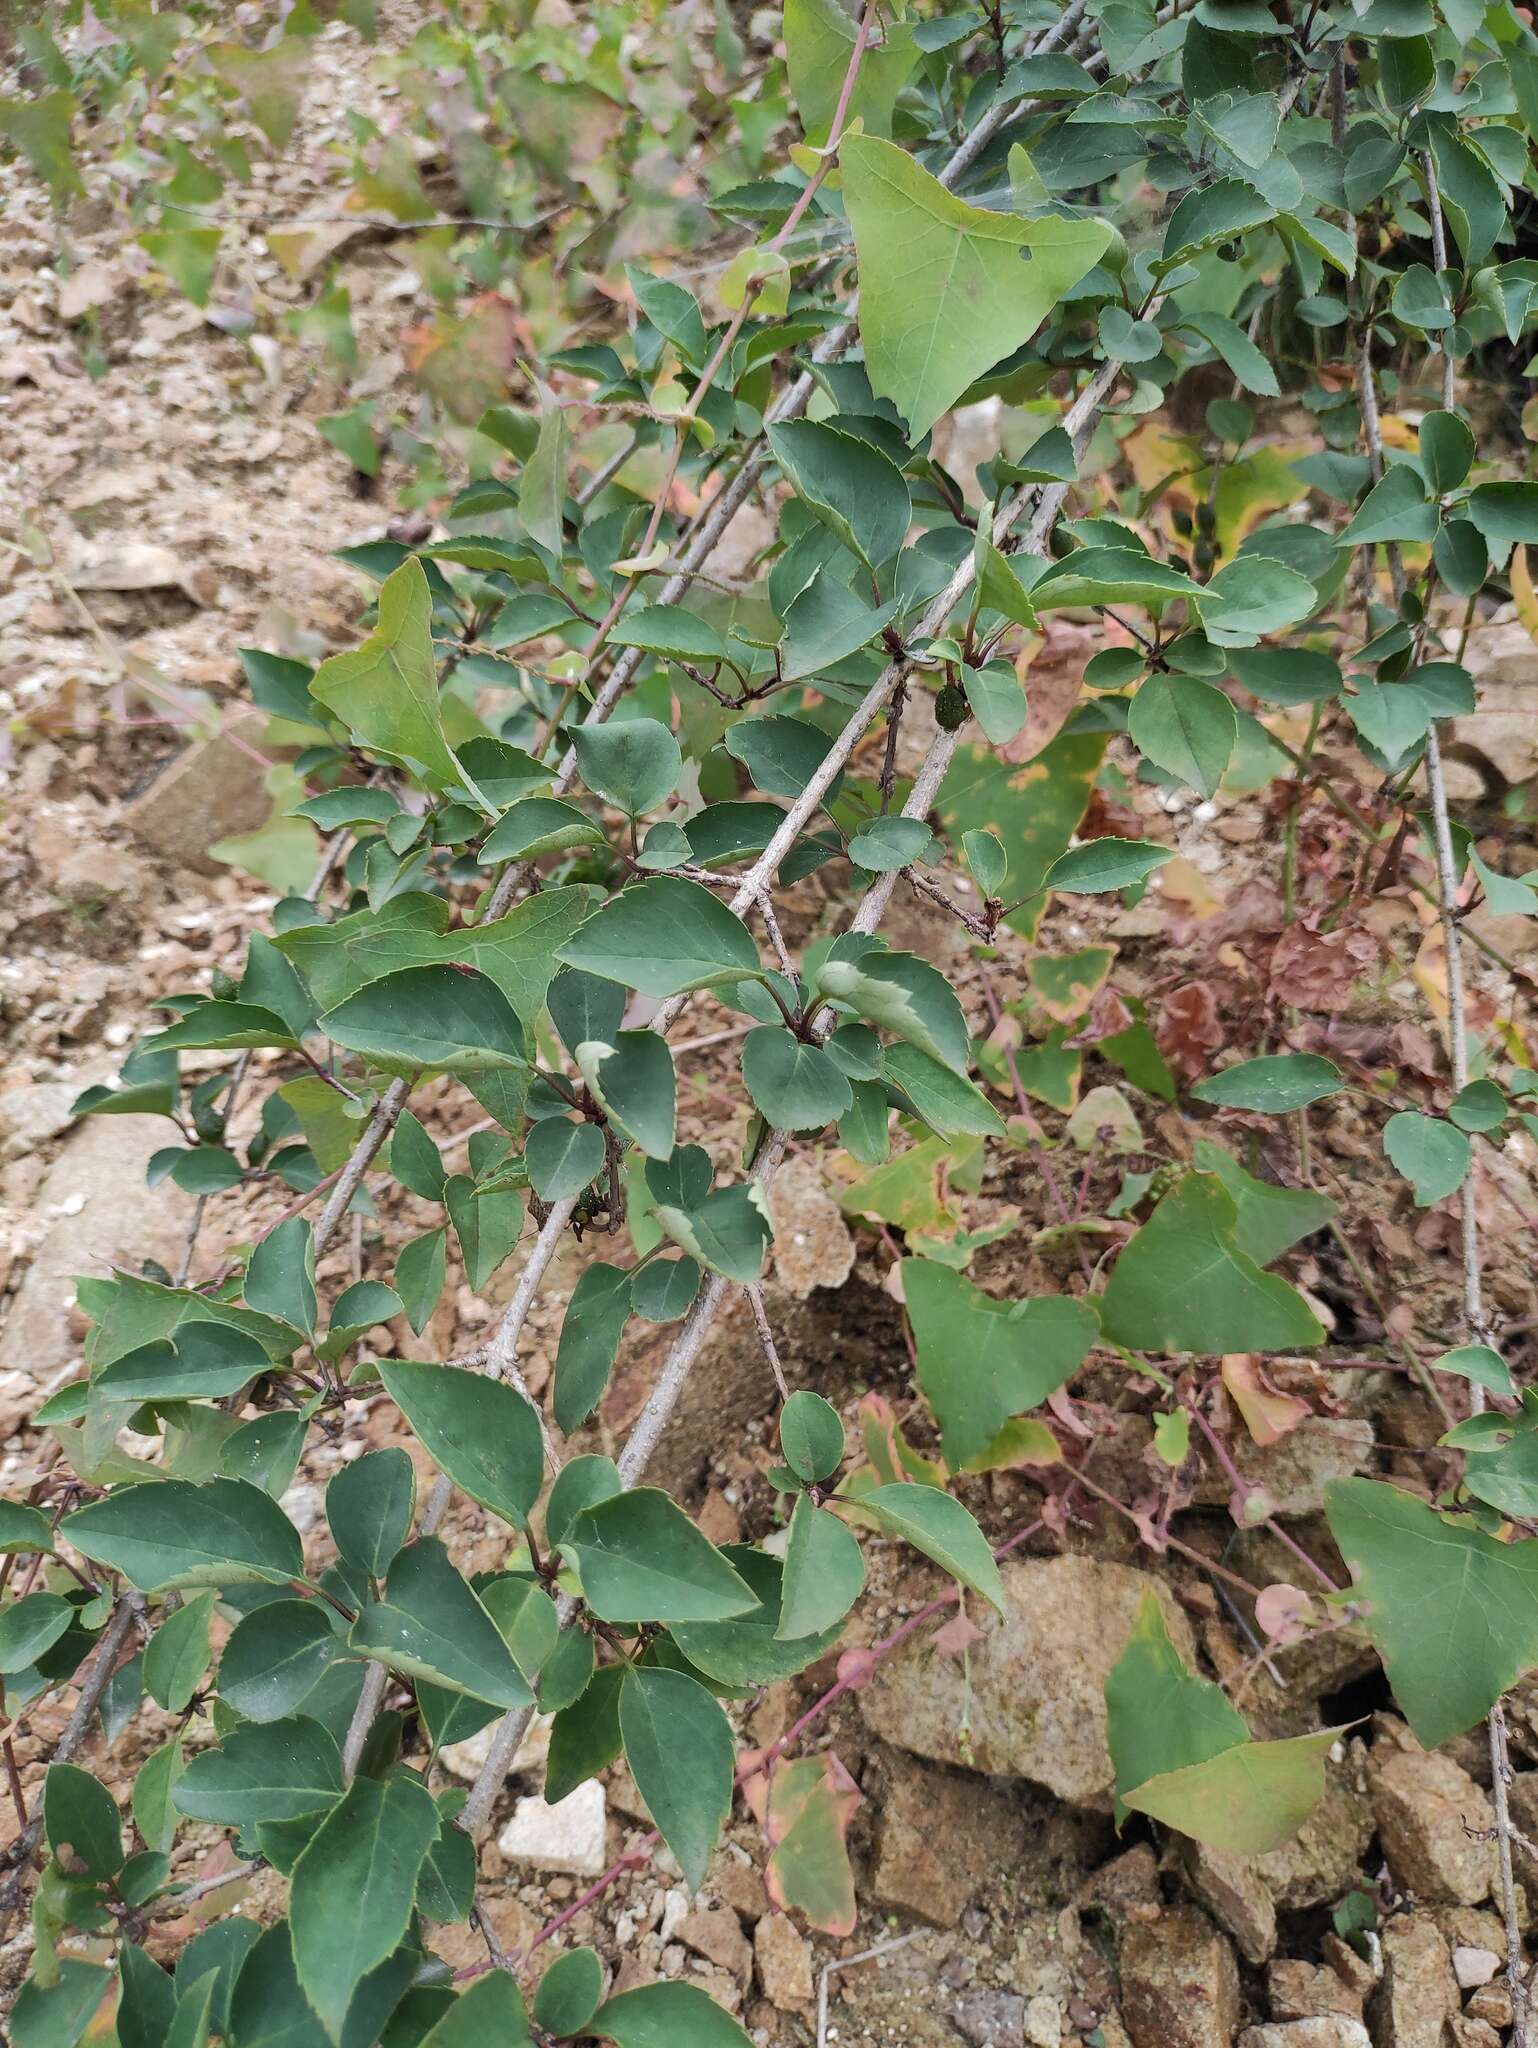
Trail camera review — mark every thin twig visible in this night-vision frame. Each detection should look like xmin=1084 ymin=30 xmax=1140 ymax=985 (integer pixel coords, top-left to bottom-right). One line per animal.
xmin=745 ymin=1285 xmax=791 ymax=1401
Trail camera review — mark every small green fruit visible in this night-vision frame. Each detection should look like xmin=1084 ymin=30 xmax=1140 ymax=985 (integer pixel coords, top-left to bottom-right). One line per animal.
xmin=935 ymin=682 xmax=969 ymax=731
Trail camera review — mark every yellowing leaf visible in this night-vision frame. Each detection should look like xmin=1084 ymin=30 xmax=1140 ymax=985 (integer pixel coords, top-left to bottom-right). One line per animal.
xmin=840 ymin=134 xmax=1115 ymax=437
xmin=310 ymin=559 xmax=486 ymax=803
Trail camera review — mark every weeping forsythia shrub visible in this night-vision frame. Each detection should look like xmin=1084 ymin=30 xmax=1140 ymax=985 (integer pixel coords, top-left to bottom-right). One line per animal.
xmin=9 ymin=0 xmax=1538 ymax=2040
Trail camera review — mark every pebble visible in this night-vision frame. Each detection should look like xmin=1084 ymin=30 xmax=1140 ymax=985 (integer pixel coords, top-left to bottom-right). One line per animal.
xmin=497 ymin=1779 xmax=607 ymax=1876
xmin=1452 ymin=1945 xmax=1500 ymax=1990
xmin=753 ymin=1912 xmax=813 ymax=2010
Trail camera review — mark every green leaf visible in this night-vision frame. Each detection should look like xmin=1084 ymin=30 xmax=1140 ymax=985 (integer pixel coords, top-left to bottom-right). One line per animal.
xmin=1107 ymin=1595 xmax=1336 ymax=1852
xmin=1383 ymin=1111 xmax=1470 ymax=1206
xmin=960 ymin=659 xmax=1028 ymax=745
xmin=418 ymin=1972 xmax=531 ymax=2046
xmin=246 ymin=1217 xmax=317 ymax=1337
xmin=562 ymin=1489 xmax=757 ymax=1624
xmin=554 ymin=1263 xmax=633 ymax=1434
xmin=741 ymin=1026 xmax=853 ymax=1130
xmin=776 ymin=1495 xmax=866 ymax=1640
xmin=1128 ymin=674 xmax=1237 ymax=798
xmin=62 ymin=1479 xmax=303 ymax=1593
xmin=726 ymin=714 xmax=844 ymax=802
xmin=902 ymin=1259 xmax=1098 ymax=1468
xmin=1431 ymin=1344 xmax=1514 ymax=1398
xmin=132 ymin=1739 xmax=185 ymax=1858
xmin=1160 ymin=177 xmax=1275 ymax=263
xmin=1033 ymin=549 xmax=1204 ymax=612
xmin=229 ymin=1921 xmax=418 ymax=2048
xmin=559 ymin=877 xmax=763 ymax=997
xmin=860 ymin=1484 xmax=1006 ymax=1614
xmin=1099 ymin=1173 xmax=1324 ymax=1353
xmin=883 ymin=1043 xmax=1004 ymax=1142
xmin=1099 ymin=303 xmax=1162 ymax=363
xmin=1338 ymin=464 xmax=1437 ymax=546
xmin=380 ymin=1362 xmax=545 ymax=1530
xmin=779 ymin=575 xmax=899 ymax=684
xmin=396 ymin=1227 xmax=446 ymax=1336
xmin=620 ymin=1666 xmax=735 ymax=1891
xmin=173 ymin=1716 xmax=343 ymax=1825
xmin=653 ymin=1180 xmax=772 ymax=1282
xmin=671 ymin=1550 xmax=845 ymax=1686
xmin=571 ymin=718 xmax=682 ymax=817
xmin=545 ymin=1662 xmax=624 ymax=1804
xmin=610 ymin=604 xmax=729 ymax=665
xmin=576 ymin=1033 xmax=677 ymax=1160
xmin=327 ymin=1449 xmax=415 ymax=1579
xmin=533 ymin=1949 xmax=604 ymax=2038
xmin=847 ymin=815 xmax=934 ymax=873
xmin=0 ymin=90 xmax=84 ymax=209
xmin=592 ymin=1981 xmax=753 ymax=2048
xmin=94 ymin=1321 xmax=270 ymax=1405
xmin=840 ymin=133 xmax=1115 ymax=437
xmin=768 ymin=419 xmax=911 ymax=573
xmin=1326 ymin=1476 xmax=1538 ymax=1747
xmin=525 ymin=1117 xmax=607 ymax=1201
xmin=290 ymin=1772 xmax=440 ymax=2044
xmin=309 ymin=559 xmax=476 ymax=797
xmin=785 ymin=0 xmax=918 ymax=144
xmin=477 ymin=797 xmax=604 ymax=867
xmin=1106 ymin=1590 xmax=1248 ymax=1820
xmin=1449 ymin=1079 xmax=1507 ymax=1133
xmin=1190 ymin=1141 xmax=1336 ymax=1267
xmin=322 ymin=966 xmax=527 ymax=1077
xmin=1190 ymin=1053 xmax=1344 ymax=1112
xmin=350 ymin=1538 xmax=535 ymax=1706
xmin=1420 ymin=409 xmax=1475 ymax=495
xmin=1044 ymin=839 xmax=1174 ymax=894
xmin=630 ymin=1255 xmax=700 ymax=1323
xmin=1180 ymin=308 xmax=1279 ymax=396
xmin=219 ymin=1601 xmax=338 ymax=1722
xmin=139 ymin=227 xmax=221 ymax=306
xmin=43 ymin=1763 xmax=122 ymax=1880
xmin=1126 ymin=1729 xmax=1340 ymax=1855
xmin=0 ymin=1594 xmax=74 ymax=1675
xmin=0 ymin=1503 xmax=55 ymax=1557
xmin=780 ymin=1391 xmax=846 ymax=1483
xmin=817 ymin=948 xmax=970 ymax=1074
xmin=519 ymin=379 xmax=568 ymax=561
xmin=1467 ymin=481 xmax=1538 ymax=548
xmin=144 ymin=1592 xmax=214 ymax=1713
xmin=1198 ymin=555 xmax=1318 ymax=648
xmin=10 ymin=1964 xmax=112 ymax=2048
xmin=444 ymin=1171 xmax=528 ymax=1294
xmin=140 ymin=998 xmax=299 ymax=1058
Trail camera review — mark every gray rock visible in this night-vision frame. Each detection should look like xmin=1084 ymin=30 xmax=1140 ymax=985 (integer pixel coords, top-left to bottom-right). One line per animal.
xmin=0 ymin=1111 xmax=194 ymax=1382
xmin=952 ymin=1989 xmax=1026 ymax=2048
xmin=1181 ymin=1839 xmax=1276 ymax=1964
xmin=860 ymin=1556 xmax=1198 ymax=1805
xmin=869 ymin=1753 xmax=1027 ymax=1929
xmin=121 ymin=712 xmax=276 ymax=876
xmin=0 ymin=1083 xmax=78 ymax=1163
xmin=1232 ymin=1415 xmax=1375 ymax=1518
xmin=1369 ymin=1728 xmax=1496 ymax=1906
xmin=1119 ymin=1908 xmax=1240 ymax=2048
xmin=1370 ymin=1916 xmax=1458 ymax=2048
xmin=1239 ymin=2025 xmax=1370 ymax=2048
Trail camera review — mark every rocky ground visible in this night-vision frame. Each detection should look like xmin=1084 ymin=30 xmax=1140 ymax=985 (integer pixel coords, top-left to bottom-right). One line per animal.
xmin=8 ymin=11 xmax=1538 ymax=2048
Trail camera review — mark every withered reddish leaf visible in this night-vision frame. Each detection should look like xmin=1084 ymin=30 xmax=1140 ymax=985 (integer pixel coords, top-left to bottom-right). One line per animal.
xmin=1221 ymin=1354 xmax=1311 ymax=1448
xmin=1156 ymin=981 xmax=1225 ymax=1079
xmin=1268 ymin=918 xmax=1378 ymax=1014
